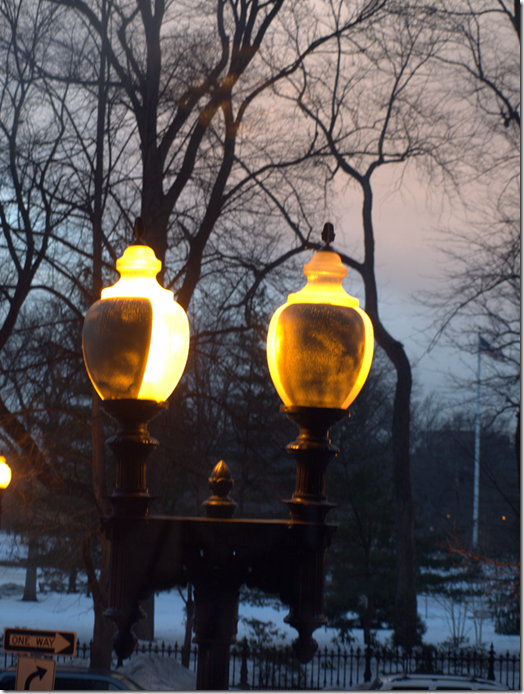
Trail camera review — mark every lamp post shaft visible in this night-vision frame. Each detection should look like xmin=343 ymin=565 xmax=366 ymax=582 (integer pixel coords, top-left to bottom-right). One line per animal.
xmin=193 ymin=472 xmax=239 ymax=690
xmin=193 ymin=584 xmax=239 ymax=690
xmin=282 ymin=405 xmax=346 ymax=523
xmin=284 ymin=546 xmax=330 ymax=663
xmin=105 ymin=531 xmax=146 ymax=666
xmin=102 ymin=399 xmax=166 ymax=517
xmin=196 ymin=641 xmax=231 ymax=691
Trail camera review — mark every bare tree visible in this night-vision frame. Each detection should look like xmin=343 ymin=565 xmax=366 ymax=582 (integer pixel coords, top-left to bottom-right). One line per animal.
xmin=0 ymin=0 xmax=87 ymax=492
xmin=433 ymin=0 xmax=519 ymax=131
xmin=275 ymin=2 xmax=461 ymax=647
xmin=425 ymin=0 xmax=520 ymax=456
xmin=1 ymin=0 xmax=389 ymax=665
xmin=0 ymin=0 xmax=119 ymax=665
xmin=45 ymin=0 xmax=385 ymax=307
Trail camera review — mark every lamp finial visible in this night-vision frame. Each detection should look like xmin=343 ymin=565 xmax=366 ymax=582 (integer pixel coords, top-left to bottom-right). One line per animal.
xmin=321 ymin=222 xmax=335 ymax=246
xmin=134 ymin=217 xmax=146 ymax=244
xmin=202 ymin=460 xmax=237 ymax=518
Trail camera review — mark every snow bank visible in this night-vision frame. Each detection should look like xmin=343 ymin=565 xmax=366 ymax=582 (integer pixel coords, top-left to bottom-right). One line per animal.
xmin=120 ymin=653 xmax=196 ymax=690
xmin=57 ymin=655 xmax=196 ymax=690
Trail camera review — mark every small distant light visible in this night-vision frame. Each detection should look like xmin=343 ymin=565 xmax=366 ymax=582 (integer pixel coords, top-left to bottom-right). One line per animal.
xmin=0 ymin=457 xmax=11 ymax=490
xmin=446 ymin=514 xmax=451 ymax=519
xmin=502 ymin=515 xmax=506 ymax=521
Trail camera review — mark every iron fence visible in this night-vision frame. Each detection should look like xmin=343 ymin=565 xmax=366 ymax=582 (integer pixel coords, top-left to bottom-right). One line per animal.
xmin=228 ymin=643 xmax=520 ymax=690
xmin=1 ymin=639 xmax=520 ymax=689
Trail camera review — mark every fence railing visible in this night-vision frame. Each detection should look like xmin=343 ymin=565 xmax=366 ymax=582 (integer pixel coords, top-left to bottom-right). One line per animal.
xmin=228 ymin=642 xmax=520 ymax=690
xmin=1 ymin=640 xmax=520 ymax=690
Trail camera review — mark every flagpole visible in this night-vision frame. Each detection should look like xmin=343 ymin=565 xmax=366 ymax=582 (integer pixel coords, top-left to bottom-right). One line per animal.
xmin=472 ymin=333 xmax=481 ymax=549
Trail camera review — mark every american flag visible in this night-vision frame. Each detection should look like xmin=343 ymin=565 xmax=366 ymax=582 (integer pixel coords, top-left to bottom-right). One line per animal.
xmin=479 ymin=336 xmax=505 ymax=362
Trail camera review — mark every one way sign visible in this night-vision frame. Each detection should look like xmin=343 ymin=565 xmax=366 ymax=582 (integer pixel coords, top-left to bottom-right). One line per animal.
xmin=3 ymin=627 xmax=77 ymax=656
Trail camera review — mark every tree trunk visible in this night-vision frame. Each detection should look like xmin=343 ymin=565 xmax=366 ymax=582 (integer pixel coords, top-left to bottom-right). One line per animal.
xmin=22 ymin=537 xmax=38 ymax=602
xmin=515 ymin=408 xmax=520 ymax=487
xmin=359 ymin=176 xmax=419 ymax=649
xmin=362 ymin=595 xmax=372 ymax=647
xmin=82 ymin=530 xmax=113 ymax=668
xmin=85 ymin=392 xmax=114 ymax=668
xmin=86 ymin=7 xmax=114 ymax=668
xmin=89 ymin=538 xmax=114 ymax=669
xmin=367 ymin=298 xmax=419 ymax=650
xmin=182 ymin=584 xmax=195 ymax=668
xmin=68 ymin=565 xmax=78 ymax=593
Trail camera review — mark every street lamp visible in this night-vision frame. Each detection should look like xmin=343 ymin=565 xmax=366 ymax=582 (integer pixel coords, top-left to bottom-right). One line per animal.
xmin=267 ymin=222 xmax=374 ymax=523
xmin=82 ymin=220 xmax=190 ymax=516
xmin=83 ymin=221 xmax=373 ymax=689
xmin=265 ymin=222 xmax=374 ymax=654
xmin=83 ymin=232 xmax=190 ymax=403
xmin=0 ymin=456 xmax=12 ymax=530
xmin=267 ymin=223 xmax=373 ymax=411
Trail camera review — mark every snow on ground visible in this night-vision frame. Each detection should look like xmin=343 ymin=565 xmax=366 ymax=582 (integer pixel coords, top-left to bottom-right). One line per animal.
xmin=0 ymin=531 xmax=520 ymax=689
xmin=120 ymin=654 xmax=197 ymax=690
xmin=56 ymin=655 xmax=197 ymax=690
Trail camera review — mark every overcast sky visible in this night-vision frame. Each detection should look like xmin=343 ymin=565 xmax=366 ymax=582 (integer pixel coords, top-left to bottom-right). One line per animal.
xmin=330 ymin=164 xmax=484 ymax=413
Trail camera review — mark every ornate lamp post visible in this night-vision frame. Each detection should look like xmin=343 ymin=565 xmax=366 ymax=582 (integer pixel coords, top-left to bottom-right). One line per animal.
xmin=266 ymin=222 xmax=374 ymax=654
xmin=82 ymin=220 xmax=373 ymax=690
xmin=83 ymin=223 xmax=190 ymax=518
xmin=267 ymin=222 xmax=374 ymax=522
xmin=0 ymin=456 xmax=12 ymax=530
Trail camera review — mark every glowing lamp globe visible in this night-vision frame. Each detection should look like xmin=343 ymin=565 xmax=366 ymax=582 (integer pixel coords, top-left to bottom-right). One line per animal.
xmin=0 ymin=457 xmax=11 ymax=490
xmin=82 ymin=244 xmax=190 ymax=402
xmin=267 ymin=248 xmax=374 ymax=409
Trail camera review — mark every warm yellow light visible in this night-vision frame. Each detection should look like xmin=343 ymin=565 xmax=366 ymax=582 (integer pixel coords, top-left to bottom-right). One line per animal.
xmin=0 ymin=457 xmax=12 ymax=490
xmin=267 ymin=249 xmax=374 ymax=409
xmin=83 ymin=245 xmax=190 ymax=402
